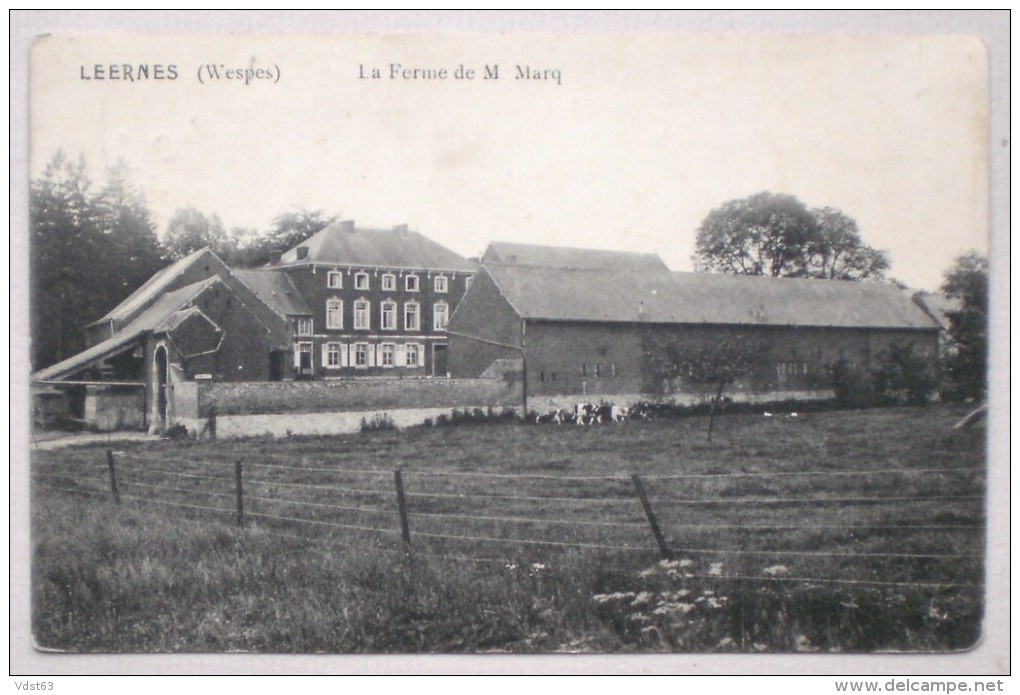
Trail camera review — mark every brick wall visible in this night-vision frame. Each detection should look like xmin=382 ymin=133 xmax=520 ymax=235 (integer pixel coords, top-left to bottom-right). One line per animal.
xmin=197 ymin=376 xmax=522 ymax=416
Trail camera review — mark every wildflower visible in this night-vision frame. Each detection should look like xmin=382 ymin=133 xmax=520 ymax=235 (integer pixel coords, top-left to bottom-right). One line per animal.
xmin=762 ymin=564 xmax=790 ymax=577
xmin=505 ymin=563 xmax=518 ymax=570
xmin=652 ymin=602 xmax=695 ymax=616
xmin=716 ymin=637 xmax=736 ymax=649
xmin=531 ymin=563 xmax=546 ymax=572
xmin=631 ymin=591 xmax=654 ymax=607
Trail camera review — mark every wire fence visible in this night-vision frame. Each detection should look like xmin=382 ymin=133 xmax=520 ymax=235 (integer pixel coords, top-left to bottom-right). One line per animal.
xmin=31 ymin=448 xmax=985 ymax=590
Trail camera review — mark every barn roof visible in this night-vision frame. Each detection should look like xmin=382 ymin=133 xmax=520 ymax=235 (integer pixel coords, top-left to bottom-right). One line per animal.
xmin=233 ymin=269 xmax=312 ymax=317
xmin=484 ymin=265 xmax=940 ymax=330
xmin=88 ymin=247 xmax=223 ymax=327
xmin=34 ymin=278 xmax=221 ymax=382
xmin=482 ymin=241 xmax=668 ymax=272
xmin=912 ymin=292 xmax=963 ymax=331
xmin=276 ymin=220 xmax=477 ymax=272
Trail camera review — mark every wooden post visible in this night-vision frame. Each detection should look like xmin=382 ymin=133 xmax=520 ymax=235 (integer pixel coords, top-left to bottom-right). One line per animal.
xmin=106 ymin=449 xmax=120 ymax=505
xmin=394 ymin=469 xmax=412 ymax=550
xmin=234 ymin=459 xmax=244 ymax=527
xmin=706 ymin=379 xmax=726 ymax=443
xmin=520 ymin=319 xmax=528 ymax=417
xmin=632 ymin=474 xmax=671 ymax=560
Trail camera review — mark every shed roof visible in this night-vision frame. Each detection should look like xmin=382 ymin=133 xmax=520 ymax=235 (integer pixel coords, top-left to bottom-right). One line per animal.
xmin=482 ymin=241 xmax=668 ymax=272
xmin=233 ymin=269 xmax=312 ymax=316
xmin=34 ymin=278 xmax=220 ymax=381
xmin=277 ymin=221 xmax=477 ymax=272
xmin=912 ymin=292 xmax=963 ymax=331
xmin=484 ymin=266 xmax=939 ymax=330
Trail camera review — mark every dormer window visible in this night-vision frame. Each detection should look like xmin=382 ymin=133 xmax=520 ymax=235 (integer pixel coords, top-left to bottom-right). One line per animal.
xmin=327 ymin=271 xmax=343 ymax=289
xmin=354 ymin=272 xmax=370 ymax=290
xmin=405 ymin=274 xmax=420 ymax=292
xmin=296 ymin=318 xmax=313 ymax=336
xmin=434 ymin=275 xmax=448 ymax=293
xmin=381 ymin=273 xmax=396 ymax=291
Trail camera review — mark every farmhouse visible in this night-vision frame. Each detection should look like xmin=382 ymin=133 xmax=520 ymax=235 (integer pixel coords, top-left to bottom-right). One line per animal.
xmin=447 ymin=253 xmax=941 ymax=407
xmin=32 ymin=221 xmax=478 ymax=431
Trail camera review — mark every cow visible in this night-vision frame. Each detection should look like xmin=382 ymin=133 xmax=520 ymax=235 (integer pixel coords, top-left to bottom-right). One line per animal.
xmin=574 ymin=403 xmax=596 ymax=426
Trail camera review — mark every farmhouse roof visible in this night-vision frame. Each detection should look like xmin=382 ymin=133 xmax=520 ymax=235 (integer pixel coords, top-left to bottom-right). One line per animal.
xmin=233 ymin=269 xmax=312 ymax=316
xmin=276 ymin=220 xmax=477 ymax=272
xmin=484 ymin=265 xmax=940 ymax=330
xmin=34 ymin=277 xmax=221 ymax=382
xmin=88 ymin=247 xmax=223 ymax=328
xmin=482 ymin=241 xmax=668 ymax=272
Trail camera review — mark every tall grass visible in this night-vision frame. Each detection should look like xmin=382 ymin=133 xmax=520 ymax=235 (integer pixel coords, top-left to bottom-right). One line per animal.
xmin=31 ymin=403 xmax=985 ymax=653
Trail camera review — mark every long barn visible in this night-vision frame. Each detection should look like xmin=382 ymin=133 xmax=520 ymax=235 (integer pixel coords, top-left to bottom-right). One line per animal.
xmin=447 ymin=247 xmax=941 ymax=408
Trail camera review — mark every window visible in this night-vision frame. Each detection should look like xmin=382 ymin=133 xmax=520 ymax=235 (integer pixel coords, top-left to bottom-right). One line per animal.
xmin=354 ymin=300 xmax=371 ymax=330
xmin=581 ymin=363 xmax=588 ymax=376
xmin=434 ymin=275 xmax=448 ymax=293
xmin=326 ymin=300 xmax=343 ymax=330
xmin=380 ymin=343 xmax=395 ymax=368
xmin=405 ymin=274 xmax=420 ymax=292
xmin=465 ymin=275 xmax=474 ymax=291
xmin=404 ymin=302 xmax=420 ymax=331
xmin=296 ymin=318 xmax=313 ymax=336
xmin=354 ymin=343 xmax=369 ymax=368
xmin=405 ymin=343 xmax=421 ymax=367
xmin=433 ymin=302 xmax=449 ymax=331
xmin=594 ymin=363 xmax=601 ymax=377
xmin=327 ymin=271 xmax=343 ymax=289
xmin=354 ymin=272 xmax=370 ymax=290
xmin=326 ymin=343 xmax=341 ymax=368
xmin=610 ymin=363 xmax=617 ymax=377
xmin=380 ymin=301 xmax=397 ymax=330
xmin=381 ymin=273 xmax=396 ymax=291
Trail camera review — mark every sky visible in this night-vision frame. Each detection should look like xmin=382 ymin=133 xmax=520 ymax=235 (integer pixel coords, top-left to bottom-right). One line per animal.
xmin=29 ymin=32 xmax=990 ymax=292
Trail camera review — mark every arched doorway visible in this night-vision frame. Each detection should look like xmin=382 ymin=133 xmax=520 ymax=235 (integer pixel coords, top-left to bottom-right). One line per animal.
xmin=154 ymin=345 xmax=168 ymax=430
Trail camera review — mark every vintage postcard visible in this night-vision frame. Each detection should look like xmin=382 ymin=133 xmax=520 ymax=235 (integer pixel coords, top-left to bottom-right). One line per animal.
xmin=12 ymin=13 xmax=1008 ymax=677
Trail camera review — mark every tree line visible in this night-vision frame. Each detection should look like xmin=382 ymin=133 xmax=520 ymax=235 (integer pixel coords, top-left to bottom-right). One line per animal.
xmin=29 ymin=156 xmax=988 ymax=402
xmin=29 ymin=152 xmax=336 ymax=371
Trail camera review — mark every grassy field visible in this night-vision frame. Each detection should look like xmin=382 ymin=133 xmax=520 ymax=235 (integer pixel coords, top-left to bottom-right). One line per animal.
xmin=30 ymin=402 xmax=986 ymax=653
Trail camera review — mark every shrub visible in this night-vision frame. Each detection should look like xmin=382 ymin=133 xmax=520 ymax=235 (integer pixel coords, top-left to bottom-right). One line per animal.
xmin=827 ymin=360 xmax=876 ymax=408
xmin=360 ymin=413 xmax=396 ymax=432
xmin=872 ymin=343 xmax=938 ymax=406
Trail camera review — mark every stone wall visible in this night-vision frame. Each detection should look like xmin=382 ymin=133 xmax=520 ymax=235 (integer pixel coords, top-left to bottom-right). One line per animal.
xmin=197 ymin=376 xmax=522 ymax=416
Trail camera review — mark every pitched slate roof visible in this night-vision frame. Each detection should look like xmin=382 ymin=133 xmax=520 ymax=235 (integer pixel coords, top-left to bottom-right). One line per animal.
xmin=88 ymin=247 xmax=224 ymax=327
xmin=482 ymin=241 xmax=668 ymax=272
xmin=233 ymin=269 xmax=312 ymax=316
xmin=277 ymin=221 xmax=477 ymax=272
xmin=484 ymin=265 xmax=939 ymax=330
xmin=34 ymin=278 xmax=221 ymax=381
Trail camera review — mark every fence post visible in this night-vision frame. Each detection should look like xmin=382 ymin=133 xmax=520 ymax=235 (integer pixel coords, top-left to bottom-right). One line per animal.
xmin=394 ymin=468 xmax=412 ymax=551
xmin=632 ymin=474 xmax=671 ymax=560
xmin=234 ymin=459 xmax=244 ymax=527
xmin=106 ymin=449 xmax=120 ymax=505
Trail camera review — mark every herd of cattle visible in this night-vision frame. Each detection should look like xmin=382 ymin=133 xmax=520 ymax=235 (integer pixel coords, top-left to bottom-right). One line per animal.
xmin=534 ymin=402 xmax=634 ymax=425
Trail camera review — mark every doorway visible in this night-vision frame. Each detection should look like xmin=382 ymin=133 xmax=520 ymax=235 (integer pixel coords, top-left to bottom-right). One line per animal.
xmin=154 ymin=345 xmax=168 ymax=430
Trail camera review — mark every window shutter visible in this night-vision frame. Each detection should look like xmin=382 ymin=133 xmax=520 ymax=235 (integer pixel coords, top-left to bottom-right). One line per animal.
xmin=395 ymin=344 xmax=407 ymax=366
xmin=340 ymin=343 xmax=349 ymax=367
xmin=293 ymin=344 xmax=301 ymax=368
xmin=368 ymin=344 xmax=377 ymax=367
xmin=417 ymin=343 xmax=425 ymax=367
xmin=321 ymin=343 xmax=330 ymax=368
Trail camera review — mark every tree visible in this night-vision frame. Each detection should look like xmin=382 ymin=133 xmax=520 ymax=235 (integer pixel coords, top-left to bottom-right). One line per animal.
xmin=30 ymin=153 xmax=166 ymax=370
xmin=940 ymin=251 xmax=988 ymax=400
xmin=236 ymin=209 xmax=336 ymax=267
xmin=163 ymin=207 xmax=230 ymax=260
xmin=644 ymin=330 xmax=770 ymax=441
xmin=693 ymin=192 xmax=889 ymax=281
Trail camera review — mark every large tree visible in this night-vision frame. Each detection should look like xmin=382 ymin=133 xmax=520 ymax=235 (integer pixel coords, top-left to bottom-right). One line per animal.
xmin=163 ymin=207 xmax=231 ymax=260
xmin=693 ymin=192 xmax=889 ymax=281
xmin=30 ymin=153 xmax=165 ymax=369
xmin=236 ymin=209 xmax=336 ymax=267
xmin=939 ymin=251 xmax=988 ymax=400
